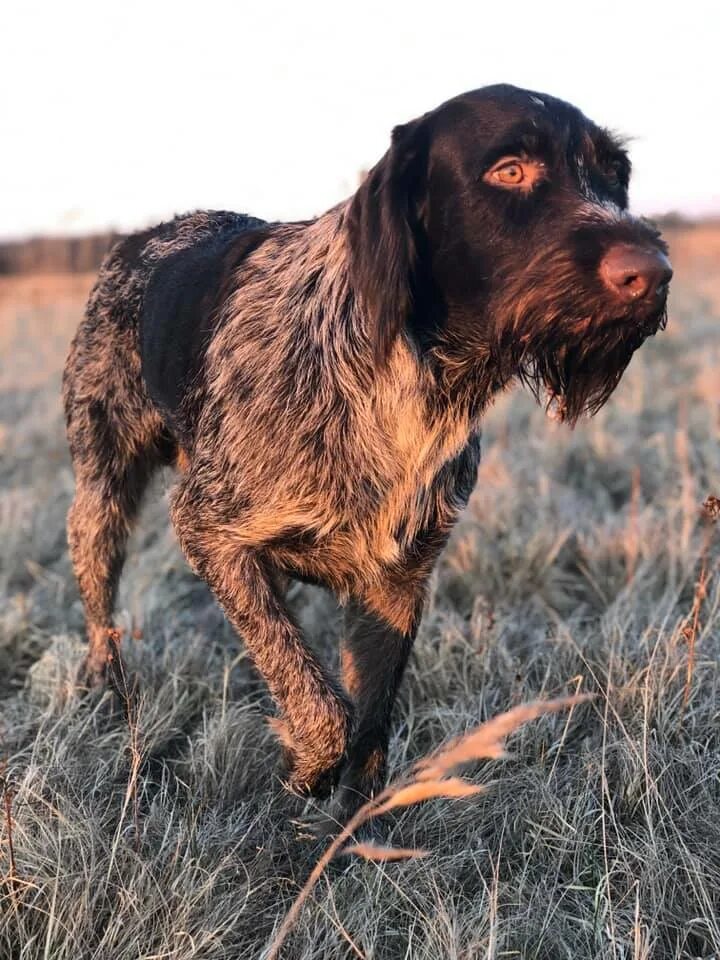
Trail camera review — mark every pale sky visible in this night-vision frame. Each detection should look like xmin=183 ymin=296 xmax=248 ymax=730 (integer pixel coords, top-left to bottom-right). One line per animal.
xmin=3 ymin=0 xmax=718 ymax=239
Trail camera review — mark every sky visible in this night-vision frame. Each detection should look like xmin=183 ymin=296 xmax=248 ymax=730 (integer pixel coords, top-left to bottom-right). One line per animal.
xmin=2 ymin=0 xmax=718 ymax=239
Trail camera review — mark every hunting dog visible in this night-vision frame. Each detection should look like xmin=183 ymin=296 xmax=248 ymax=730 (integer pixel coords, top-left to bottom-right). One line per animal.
xmin=63 ymin=84 xmax=671 ymax=815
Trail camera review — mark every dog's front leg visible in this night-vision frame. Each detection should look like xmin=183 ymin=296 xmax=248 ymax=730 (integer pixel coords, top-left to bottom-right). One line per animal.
xmin=334 ymin=586 xmax=422 ymax=815
xmin=171 ymin=499 xmax=352 ymax=796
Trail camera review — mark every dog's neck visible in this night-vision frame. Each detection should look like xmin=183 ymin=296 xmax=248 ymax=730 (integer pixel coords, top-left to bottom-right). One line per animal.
xmin=260 ymin=204 xmax=509 ymax=442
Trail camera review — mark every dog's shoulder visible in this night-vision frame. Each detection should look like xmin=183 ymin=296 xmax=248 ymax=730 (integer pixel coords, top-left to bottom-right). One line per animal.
xmin=138 ymin=211 xmax=271 ymax=423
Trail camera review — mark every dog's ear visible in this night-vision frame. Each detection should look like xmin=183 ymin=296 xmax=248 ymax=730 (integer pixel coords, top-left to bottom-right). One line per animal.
xmin=347 ymin=118 xmax=428 ymax=364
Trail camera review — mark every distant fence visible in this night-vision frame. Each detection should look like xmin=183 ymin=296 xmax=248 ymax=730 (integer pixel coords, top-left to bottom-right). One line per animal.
xmin=0 ymin=232 xmax=122 ymax=276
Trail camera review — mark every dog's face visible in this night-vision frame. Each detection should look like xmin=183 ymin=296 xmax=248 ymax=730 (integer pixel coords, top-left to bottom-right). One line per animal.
xmin=348 ymin=84 xmax=672 ymax=422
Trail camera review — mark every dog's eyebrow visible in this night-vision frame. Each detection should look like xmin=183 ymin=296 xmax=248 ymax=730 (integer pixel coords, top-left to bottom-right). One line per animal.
xmin=483 ymin=124 xmax=552 ymax=166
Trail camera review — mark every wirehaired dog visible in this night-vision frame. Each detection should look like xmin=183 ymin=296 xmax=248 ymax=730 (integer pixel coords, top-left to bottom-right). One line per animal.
xmin=63 ymin=84 xmax=671 ymax=814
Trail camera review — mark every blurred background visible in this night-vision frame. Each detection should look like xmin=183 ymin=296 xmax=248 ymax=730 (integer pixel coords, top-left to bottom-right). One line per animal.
xmin=2 ymin=0 xmax=719 ymax=254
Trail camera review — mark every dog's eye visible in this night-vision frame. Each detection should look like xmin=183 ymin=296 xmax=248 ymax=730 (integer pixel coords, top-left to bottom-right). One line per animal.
xmin=497 ymin=162 xmax=524 ymax=184
xmin=605 ymin=161 xmax=625 ymax=189
xmin=484 ymin=157 xmax=545 ymax=191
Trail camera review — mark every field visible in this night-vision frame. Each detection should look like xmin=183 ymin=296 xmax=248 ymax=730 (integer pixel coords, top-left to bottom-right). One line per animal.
xmin=0 ymin=227 xmax=719 ymax=959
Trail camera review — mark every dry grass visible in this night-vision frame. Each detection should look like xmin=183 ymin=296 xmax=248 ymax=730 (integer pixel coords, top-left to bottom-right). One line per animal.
xmin=0 ymin=226 xmax=719 ymax=959
xmin=266 ymin=696 xmax=593 ymax=960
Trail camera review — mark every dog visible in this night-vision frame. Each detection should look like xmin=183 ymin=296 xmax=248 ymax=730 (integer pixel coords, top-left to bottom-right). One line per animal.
xmin=63 ymin=84 xmax=671 ymax=815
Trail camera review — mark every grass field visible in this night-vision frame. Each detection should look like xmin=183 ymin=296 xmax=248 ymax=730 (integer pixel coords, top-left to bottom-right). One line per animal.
xmin=1 ymin=227 xmax=719 ymax=959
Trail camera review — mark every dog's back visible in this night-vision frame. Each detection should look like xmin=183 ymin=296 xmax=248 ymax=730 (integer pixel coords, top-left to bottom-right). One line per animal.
xmin=63 ymin=210 xmax=265 ymax=458
xmin=139 ymin=213 xmax=271 ymax=444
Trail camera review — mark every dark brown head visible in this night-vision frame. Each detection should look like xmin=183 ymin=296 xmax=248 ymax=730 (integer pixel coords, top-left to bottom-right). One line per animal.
xmin=348 ymin=84 xmax=671 ymax=422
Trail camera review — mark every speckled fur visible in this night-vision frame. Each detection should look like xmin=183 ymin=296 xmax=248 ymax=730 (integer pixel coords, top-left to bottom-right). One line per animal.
xmin=63 ymin=85 xmax=669 ymax=808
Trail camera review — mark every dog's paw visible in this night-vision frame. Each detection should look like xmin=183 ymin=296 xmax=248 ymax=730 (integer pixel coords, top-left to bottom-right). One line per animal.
xmin=76 ymin=627 xmax=125 ymax=693
xmin=283 ymin=749 xmax=346 ymax=799
xmin=269 ymin=703 xmax=354 ymax=799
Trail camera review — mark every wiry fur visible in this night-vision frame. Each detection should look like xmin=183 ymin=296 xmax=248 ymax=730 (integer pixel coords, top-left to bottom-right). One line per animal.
xmin=62 ymin=85 xmax=670 ymax=813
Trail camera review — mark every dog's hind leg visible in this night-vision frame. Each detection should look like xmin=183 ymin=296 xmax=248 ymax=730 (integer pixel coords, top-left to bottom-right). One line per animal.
xmin=66 ymin=450 xmax=158 ymax=686
xmin=64 ymin=328 xmax=168 ymax=685
xmin=170 ymin=486 xmax=353 ymax=795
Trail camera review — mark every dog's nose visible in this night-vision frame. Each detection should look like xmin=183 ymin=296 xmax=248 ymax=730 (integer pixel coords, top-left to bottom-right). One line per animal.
xmin=599 ymin=245 xmax=673 ymax=303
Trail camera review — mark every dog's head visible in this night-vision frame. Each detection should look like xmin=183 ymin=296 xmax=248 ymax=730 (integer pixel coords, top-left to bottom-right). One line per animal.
xmin=348 ymin=84 xmax=672 ymax=422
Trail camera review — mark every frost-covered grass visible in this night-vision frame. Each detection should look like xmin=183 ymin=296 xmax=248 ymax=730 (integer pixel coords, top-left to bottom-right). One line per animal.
xmin=1 ymin=229 xmax=719 ymax=959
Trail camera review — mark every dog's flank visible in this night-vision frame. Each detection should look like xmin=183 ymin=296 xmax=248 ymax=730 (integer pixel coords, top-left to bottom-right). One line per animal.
xmin=63 ymin=83 xmax=671 ymax=814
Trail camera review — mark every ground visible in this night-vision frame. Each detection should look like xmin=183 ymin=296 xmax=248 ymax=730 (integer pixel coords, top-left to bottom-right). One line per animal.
xmin=0 ymin=227 xmax=719 ymax=959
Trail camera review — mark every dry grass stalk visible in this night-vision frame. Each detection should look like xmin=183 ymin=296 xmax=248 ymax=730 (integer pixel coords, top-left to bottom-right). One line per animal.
xmin=0 ymin=759 xmax=22 ymax=931
xmin=413 ymin=697 xmax=591 ymax=781
xmin=681 ymin=564 xmax=708 ymax=710
xmin=680 ymin=497 xmax=718 ymax=710
xmin=375 ymin=776 xmax=483 ymax=813
xmin=0 ymin=762 xmax=17 ymax=893
xmin=106 ymin=630 xmax=143 ymax=853
xmin=675 ymin=401 xmax=695 ymax=556
xmin=626 ymin=465 xmax=641 ymax=585
xmin=342 ymin=843 xmax=428 ymax=862
xmin=265 ymin=694 xmax=592 ymax=960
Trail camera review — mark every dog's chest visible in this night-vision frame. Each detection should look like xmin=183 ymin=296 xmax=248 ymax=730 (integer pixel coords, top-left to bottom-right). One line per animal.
xmin=265 ymin=350 xmax=481 ymax=593
xmin=327 ymin=384 xmax=480 ymax=584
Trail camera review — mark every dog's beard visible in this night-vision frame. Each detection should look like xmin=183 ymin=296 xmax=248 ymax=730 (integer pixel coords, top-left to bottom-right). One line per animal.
xmin=486 ymin=240 xmax=669 ymax=425
xmin=512 ymin=302 xmax=668 ymax=424
xmin=437 ymin=237 xmax=669 ymax=421
xmin=490 ymin=218 xmax=672 ymax=423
